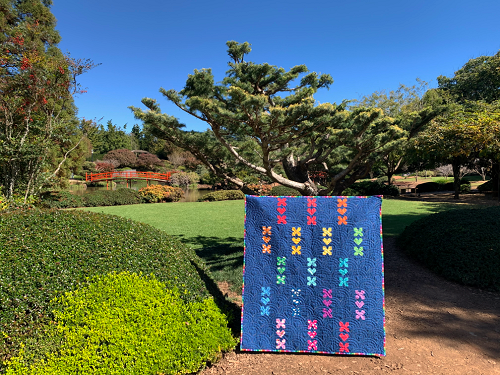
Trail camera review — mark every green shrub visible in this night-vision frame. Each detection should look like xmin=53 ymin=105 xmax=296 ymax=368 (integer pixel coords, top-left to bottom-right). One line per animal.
xmin=138 ymin=185 xmax=184 ymax=203
xmin=0 ymin=210 xmax=215 ymax=370
xmin=40 ymin=191 xmax=84 ymax=209
xmin=477 ymin=180 xmax=494 ymax=192
xmin=341 ymin=181 xmax=399 ymax=197
xmin=83 ymin=188 xmax=144 ymax=207
xmin=269 ymin=185 xmax=301 ymax=196
xmin=415 ymin=181 xmax=441 ymax=193
xmin=398 ymin=206 xmax=500 ymax=291
xmin=443 ymin=179 xmax=470 ymax=191
xmin=198 ymin=190 xmax=245 ymax=202
xmin=5 ymin=272 xmax=237 ymax=375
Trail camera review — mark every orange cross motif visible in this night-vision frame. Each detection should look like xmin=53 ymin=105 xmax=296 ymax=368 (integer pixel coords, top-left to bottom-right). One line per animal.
xmin=262 ymin=226 xmax=272 ymax=235
xmin=262 ymin=244 xmax=271 ymax=254
xmin=337 ymin=198 xmax=347 ymax=208
xmin=338 ymin=216 xmax=347 ymax=225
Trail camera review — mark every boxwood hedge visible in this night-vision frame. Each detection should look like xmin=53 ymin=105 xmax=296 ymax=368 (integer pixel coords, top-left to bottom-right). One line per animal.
xmin=198 ymin=190 xmax=245 ymax=201
xmin=398 ymin=206 xmax=500 ymax=291
xmin=0 ymin=209 xmax=218 ymax=371
xmin=5 ymin=272 xmax=237 ymax=375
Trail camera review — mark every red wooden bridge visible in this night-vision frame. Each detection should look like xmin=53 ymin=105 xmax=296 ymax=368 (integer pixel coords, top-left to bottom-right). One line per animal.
xmin=85 ymin=171 xmax=176 ymax=189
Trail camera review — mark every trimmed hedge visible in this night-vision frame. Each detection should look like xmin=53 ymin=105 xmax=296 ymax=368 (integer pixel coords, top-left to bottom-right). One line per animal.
xmin=416 ymin=180 xmax=470 ymax=193
xmin=0 ymin=210 xmax=216 ymax=371
xmin=41 ymin=188 xmax=144 ymax=209
xmin=398 ymin=206 xmax=500 ymax=291
xmin=5 ymin=272 xmax=237 ymax=375
xmin=198 ymin=190 xmax=245 ymax=202
xmin=477 ymin=180 xmax=494 ymax=192
xmin=269 ymin=185 xmax=301 ymax=196
xmin=341 ymin=181 xmax=399 ymax=197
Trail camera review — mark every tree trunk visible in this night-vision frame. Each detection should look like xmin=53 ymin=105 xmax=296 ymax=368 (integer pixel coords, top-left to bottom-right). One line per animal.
xmin=452 ymin=160 xmax=461 ymax=200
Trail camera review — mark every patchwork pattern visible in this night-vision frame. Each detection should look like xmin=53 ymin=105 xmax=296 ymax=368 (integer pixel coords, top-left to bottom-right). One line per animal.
xmin=241 ymin=195 xmax=386 ymax=356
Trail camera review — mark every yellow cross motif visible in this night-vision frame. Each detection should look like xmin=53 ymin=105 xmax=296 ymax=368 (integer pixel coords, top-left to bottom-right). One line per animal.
xmin=323 ymin=246 xmax=332 ymax=255
xmin=322 ymin=227 xmax=332 ymax=237
xmin=323 ymin=238 xmax=332 ymax=245
xmin=292 ymin=245 xmax=302 ymax=255
xmin=292 ymin=227 xmax=301 ymax=237
xmin=292 ymin=237 xmax=301 ymax=244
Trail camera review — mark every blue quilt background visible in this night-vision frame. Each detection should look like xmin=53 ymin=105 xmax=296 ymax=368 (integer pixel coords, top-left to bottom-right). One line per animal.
xmin=241 ymin=195 xmax=386 ymax=356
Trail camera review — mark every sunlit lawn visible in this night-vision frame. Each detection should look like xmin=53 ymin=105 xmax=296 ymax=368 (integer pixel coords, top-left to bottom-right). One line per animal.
xmin=83 ymin=198 xmax=477 ymax=291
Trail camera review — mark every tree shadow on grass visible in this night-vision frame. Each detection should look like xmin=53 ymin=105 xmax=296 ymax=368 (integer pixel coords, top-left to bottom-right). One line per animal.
xmin=173 ymin=235 xmax=244 ymax=275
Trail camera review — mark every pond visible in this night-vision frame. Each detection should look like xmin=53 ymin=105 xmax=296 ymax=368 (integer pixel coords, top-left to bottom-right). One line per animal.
xmin=68 ymin=182 xmax=208 ymax=202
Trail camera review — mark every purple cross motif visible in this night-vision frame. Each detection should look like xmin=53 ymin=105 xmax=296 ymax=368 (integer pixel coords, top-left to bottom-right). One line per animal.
xmin=323 ymin=308 xmax=333 ymax=318
xmin=355 ymin=290 xmax=366 ymax=300
xmin=355 ymin=310 xmax=366 ymax=320
xmin=323 ymin=288 xmax=332 ymax=299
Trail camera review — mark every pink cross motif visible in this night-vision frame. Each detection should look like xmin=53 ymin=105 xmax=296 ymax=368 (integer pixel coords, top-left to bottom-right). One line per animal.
xmin=323 ymin=308 xmax=332 ymax=318
xmin=277 ymin=197 xmax=287 ymax=206
xmin=355 ymin=290 xmax=366 ymax=300
xmin=323 ymin=288 xmax=332 ymax=299
xmin=355 ymin=309 xmax=366 ymax=320
xmin=276 ymin=318 xmax=286 ymax=329
xmin=277 ymin=215 xmax=287 ymax=224
xmin=339 ymin=342 xmax=349 ymax=353
xmin=308 ymin=339 xmax=317 ymax=350
xmin=276 ymin=338 xmax=286 ymax=349
xmin=339 ymin=321 xmax=350 ymax=332
xmin=307 ymin=319 xmax=317 ymax=330
xmin=307 ymin=198 xmax=317 ymax=207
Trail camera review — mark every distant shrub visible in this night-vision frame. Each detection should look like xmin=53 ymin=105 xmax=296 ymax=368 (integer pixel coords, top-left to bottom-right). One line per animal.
xmin=95 ymin=161 xmax=114 ymax=172
xmin=103 ymin=149 xmax=137 ymax=168
xmin=40 ymin=191 xmax=84 ymax=209
xmin=415 ymin=181 xmax=441 ymax=193
xmin=138 ymin=185 xmax=184 ymax=203
xmin=478 ymin=180 xmax=494 ymax=192
xmin=247 ymin=183 xmax=274 ymax=196
xmin=398 ymin=206 xmax=500 ymax=291
xmin=169 ymin=171 xmax=199 ymax=188
xmin=135 ymin=152 xmax=164 ymax=171
xmin=0 ymin=210 xmax=216 ymax=370
xmin=341 ymin=181 xmax=399 ymax=197
xmin=269 ymin=185 xmax=301 ymax=196
xmin=198 ymin=190 xmax=245 ymax=201
xmin=5 ymin=272 xmax=237 ymax=375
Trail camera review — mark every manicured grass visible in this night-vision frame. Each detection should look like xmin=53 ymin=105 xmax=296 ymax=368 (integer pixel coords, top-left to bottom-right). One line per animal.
xmin=84 ymin=198 xmax=471 ymax=292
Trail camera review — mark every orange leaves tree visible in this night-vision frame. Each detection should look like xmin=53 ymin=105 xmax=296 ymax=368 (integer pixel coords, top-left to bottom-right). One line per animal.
xmin=0 ymin=0 xmax=97 ymax=200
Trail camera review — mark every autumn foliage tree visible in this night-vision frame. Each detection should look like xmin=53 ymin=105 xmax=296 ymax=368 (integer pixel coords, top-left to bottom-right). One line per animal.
xmin=131 ymin=41 xmax=435 ymax=196
xmin=0 ymin=0 xmax=98 ymax=200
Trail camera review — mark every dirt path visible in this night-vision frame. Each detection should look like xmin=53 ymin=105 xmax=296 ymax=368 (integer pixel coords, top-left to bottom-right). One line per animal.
xmin=203 ymin=237 xmax=500 ymax=375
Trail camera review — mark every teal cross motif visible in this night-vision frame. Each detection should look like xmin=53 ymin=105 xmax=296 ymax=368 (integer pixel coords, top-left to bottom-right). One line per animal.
xmin=307 ymin=257 xmax=317 ymax=267
xmin=339 ymin=277 xmax=349 ymax=287
xmin=339 ymin=258 xmax=349 ymax=268
xmin=307 ymin=276 xmax=317 ymax=286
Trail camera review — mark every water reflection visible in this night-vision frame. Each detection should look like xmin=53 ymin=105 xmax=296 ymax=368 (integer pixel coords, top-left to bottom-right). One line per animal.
xmin=68 ymin=182 xmax=207 ymax=202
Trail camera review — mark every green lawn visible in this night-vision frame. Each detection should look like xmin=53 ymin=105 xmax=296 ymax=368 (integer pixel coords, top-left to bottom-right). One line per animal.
xmin=83 ymin=198 xmax=471 ymax=291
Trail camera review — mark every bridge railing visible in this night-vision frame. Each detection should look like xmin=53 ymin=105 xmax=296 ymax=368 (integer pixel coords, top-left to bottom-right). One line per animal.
xmin=85 ymin=171 xmax=175 ymax=182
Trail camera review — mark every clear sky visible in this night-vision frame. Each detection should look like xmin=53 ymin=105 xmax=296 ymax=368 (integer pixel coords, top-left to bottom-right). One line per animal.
xmin=51 ymin=0 xmax=500 ymax=132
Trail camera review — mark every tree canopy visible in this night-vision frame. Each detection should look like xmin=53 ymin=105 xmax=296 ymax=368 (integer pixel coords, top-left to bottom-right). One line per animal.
xmin=131 ymin=41 xmax=442 ymax=195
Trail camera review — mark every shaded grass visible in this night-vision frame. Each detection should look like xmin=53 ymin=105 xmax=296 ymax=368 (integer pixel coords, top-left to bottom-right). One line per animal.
xmin=83 ymin=198 xmax=480 ymax=292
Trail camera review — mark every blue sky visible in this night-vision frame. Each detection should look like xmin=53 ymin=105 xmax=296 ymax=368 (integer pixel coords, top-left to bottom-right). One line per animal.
xmin=51 ymin=0 xmax=500 ymax=132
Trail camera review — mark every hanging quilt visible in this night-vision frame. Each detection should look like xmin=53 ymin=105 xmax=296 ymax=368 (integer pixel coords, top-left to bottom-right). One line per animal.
xmin=241 ymin=195 xmax=386 ymax=356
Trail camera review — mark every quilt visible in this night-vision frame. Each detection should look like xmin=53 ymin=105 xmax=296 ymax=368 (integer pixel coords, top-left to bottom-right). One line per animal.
xmin=241 ymin=195 xmax=386 ymax=356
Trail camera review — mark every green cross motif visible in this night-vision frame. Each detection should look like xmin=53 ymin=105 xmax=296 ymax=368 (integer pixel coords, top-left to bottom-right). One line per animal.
xmin=277 ymin=256 xmax=286 ymax=266
xmin=277 ymin=275 xmax=286 ymax=284
xmin=354 ymin=227 xmax=363 ymax=237
xmin=354 ymin=246 xmax=364 ymax=256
